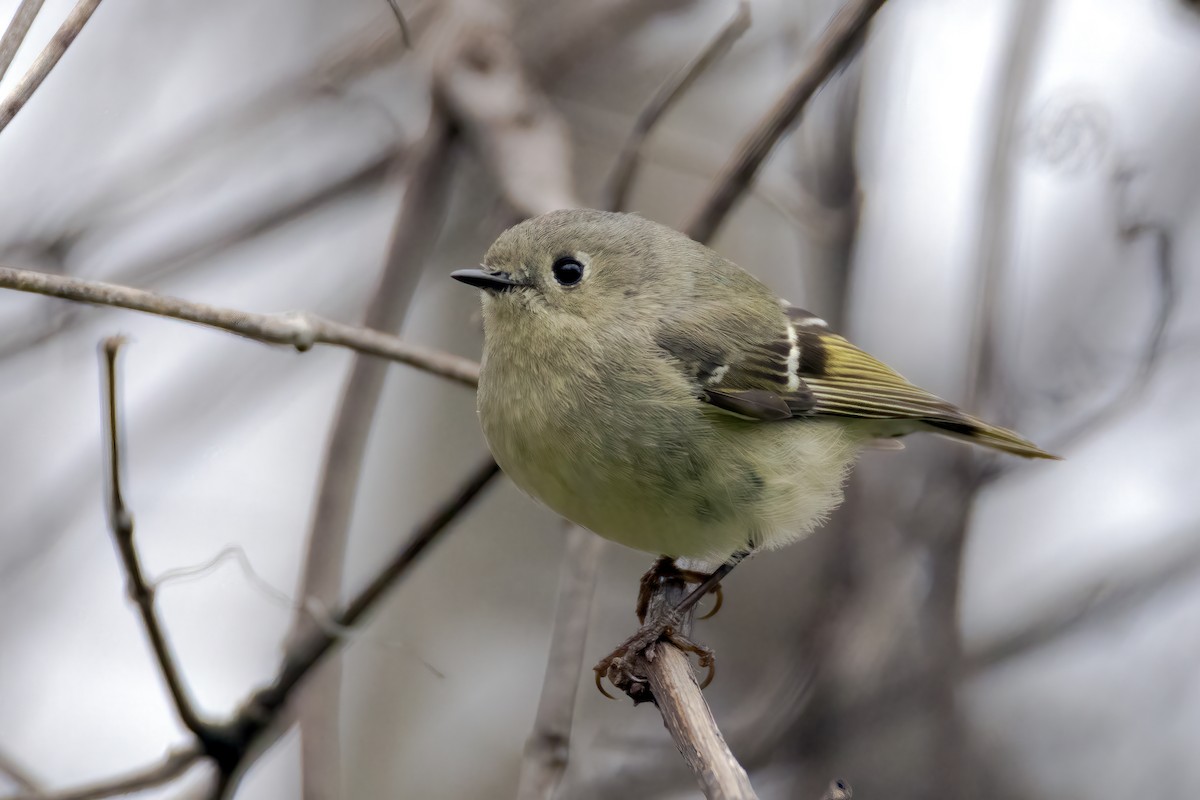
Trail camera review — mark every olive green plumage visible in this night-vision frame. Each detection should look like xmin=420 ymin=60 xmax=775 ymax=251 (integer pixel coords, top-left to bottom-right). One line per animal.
xmin=454 ymin=209 xmax=1055 ymax=562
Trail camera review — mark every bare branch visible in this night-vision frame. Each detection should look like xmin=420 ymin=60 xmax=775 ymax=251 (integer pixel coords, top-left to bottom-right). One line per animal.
xmin=633 ymin=574 xmax=758 ymax=800
xmin=516 ymin=527 xmax=605 ymax=800
xmin=221 ymin=456 xmax=502 ymax=793
xmin=0 ymin=749 xmax=40 ymax=794
xmin=91 ymin=343 xmax=500 ymax=795
xmin=383 ymin=0 xmax=414 ymax=49
xmin=100 ymin=337 xmax=210 ymax=741
xmin=0 ymin=0 xmax=106 ymax=135
xmin=7 ymin=747 xmax=204 ymax=800
xmin=0 ymin=266 xmax=480 ymax=388
xmin=436 ymin=0 xmax=578 ymax=216
xmin=685 ymin=0 xmax=889 ymax=244
xmin=0 ymin=0 xmax=47 ymax=83
xmin=964 ymin=0 xmax=1051 ymax=415
xmin=604 ymin=0 xmax=750 ymax=212
xmin=290 ymin=114 xmax=458 ymax=800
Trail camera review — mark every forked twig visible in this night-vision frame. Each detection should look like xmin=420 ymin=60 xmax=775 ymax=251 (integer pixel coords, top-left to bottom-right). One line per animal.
xmin=100 ymin=338 xmax=210 ymax=742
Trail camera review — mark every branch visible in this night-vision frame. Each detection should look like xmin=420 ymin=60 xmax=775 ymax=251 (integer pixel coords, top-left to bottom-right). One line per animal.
xmin=436 ymin=0 xmax=578 ymax=216
xmin=0 ymin=750 xmax=40 ymax=794
xmin=0 ymin=0 xmax=106 ymax=135
xmin=516 ymin=527 xmax=605 ymax=800
xmin=0 ymin=266 xmax=480 ymax=388
xmin=222 ymin=456 xmax=502 ymax=791
xmin=604 ymin=0 xmax=750 ymax=212
xmin=0 ymin=0 xmax=47 ymax=84
xmin=632 ymin=573 xmax=757 ymax=800
xmin=7 ymin=747 xmax=203 ymax=800
xmin=100 ymin=338 xmax=210 ymax=741
xmin=685 ymin=0 xmax=889 ymax=244
xmin=90 ymin=337 xmax=499 ymax=797
xmin=289 ymin=112 xmax=458 ymax=799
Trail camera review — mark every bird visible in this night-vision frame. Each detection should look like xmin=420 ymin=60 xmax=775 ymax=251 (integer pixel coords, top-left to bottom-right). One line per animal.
xmin=452 ymin=208 xmax=1055 ymax=691
xmin=454 ymin=209 xmax=1054 ymax=561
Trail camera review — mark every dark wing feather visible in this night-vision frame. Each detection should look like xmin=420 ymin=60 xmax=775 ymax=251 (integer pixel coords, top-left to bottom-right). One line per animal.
xmin=659 ymin=303 xmax=1056 ymax=459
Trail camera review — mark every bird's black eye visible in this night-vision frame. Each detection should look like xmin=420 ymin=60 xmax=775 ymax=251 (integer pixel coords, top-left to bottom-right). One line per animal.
xmin=551 ymin=257 xmax=584 ymax=287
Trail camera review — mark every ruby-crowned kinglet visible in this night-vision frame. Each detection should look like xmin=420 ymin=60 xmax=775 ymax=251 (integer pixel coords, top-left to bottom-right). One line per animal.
xmin=453 ymin=210 xmax=1056 ymax=563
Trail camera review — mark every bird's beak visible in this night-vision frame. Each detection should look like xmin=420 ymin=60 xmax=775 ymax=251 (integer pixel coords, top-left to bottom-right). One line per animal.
xmin=451 ymin=268 xmax=524 ymax=293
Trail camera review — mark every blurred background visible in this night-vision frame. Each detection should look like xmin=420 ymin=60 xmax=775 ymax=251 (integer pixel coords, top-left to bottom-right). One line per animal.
xmin=1 ymin=0 xmax=1198 ymax=798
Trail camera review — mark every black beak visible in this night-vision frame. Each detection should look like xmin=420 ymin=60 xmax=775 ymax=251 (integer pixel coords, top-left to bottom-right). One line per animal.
xmin=451 ymin=268 xmax=524 ymax=292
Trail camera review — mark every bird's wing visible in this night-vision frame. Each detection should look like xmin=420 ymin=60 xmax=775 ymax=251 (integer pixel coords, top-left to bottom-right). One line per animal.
xmin=659 ymin=305 xmax=1056 ymax=458
xmin=654 ymin=304 xmax=819 ymax=422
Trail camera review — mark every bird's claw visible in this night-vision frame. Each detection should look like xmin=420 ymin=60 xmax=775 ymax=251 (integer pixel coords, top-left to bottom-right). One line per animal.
xmin=593 ymin=615 xmax=718 ymax=699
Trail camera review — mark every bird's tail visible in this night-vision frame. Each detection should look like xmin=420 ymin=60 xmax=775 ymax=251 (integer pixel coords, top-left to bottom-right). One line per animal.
xmin=924 ymin=416 xmax=1059 ymax=460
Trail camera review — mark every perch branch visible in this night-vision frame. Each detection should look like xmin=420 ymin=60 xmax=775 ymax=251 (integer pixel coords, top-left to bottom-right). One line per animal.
xmin=0 ymin=0 xmax=47 ymax=83
xmin=515 ymin=527 xmax=605 ymax=800
xmin=633 ymin=573 xmax=757 ymax=800
xmin=685 ymin=0 xmax=889 ymax=243
xmin=604 ymin=0 xmax=750 ymax=212
xmin=0 ymin=0 xmax=106 ymax=135
xmin=0 ymin=265 xmax=480 ymax=388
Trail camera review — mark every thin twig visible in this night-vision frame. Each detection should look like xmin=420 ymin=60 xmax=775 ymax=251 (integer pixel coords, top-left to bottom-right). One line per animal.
xmin=516 ymin=526 xmax=605 ymax=800
xmin=685 ymin=0 xmax=889 ymax=244
xmin=0 ymin=0 xmax=47 ymax=83
xmin=0 ymin=0 xmax=106 ymax=135
xmin=0 ymin=265 xmax=480 ymax=388
xmin=92 ymin=341 xmax=501 ymax=796
xmin=226 ymin=457 xmax=502 ymax=783
xmin=100 ymin=337 xmax=211 ymax=741
xmin=634 ymin=573 xmax=757 ymax=800
xmin=383 ymin=0 xmax=413 ymax=48
xmin=0 ymin=750 xmax=40 ymax=794
xmin=0 ymin=146 xmax=402 ymax=362
xmin=7 ymin=747 xmax=204 ymax=800
xmin=604 ymin=0 xmax=750 ymax=212
xmin=289 ymin=114 xmax=457 ymax=800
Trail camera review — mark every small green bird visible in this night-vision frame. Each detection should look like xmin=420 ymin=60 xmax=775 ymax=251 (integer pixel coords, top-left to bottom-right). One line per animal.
xmin=453 ymin=209 xmax=1055 ymax=566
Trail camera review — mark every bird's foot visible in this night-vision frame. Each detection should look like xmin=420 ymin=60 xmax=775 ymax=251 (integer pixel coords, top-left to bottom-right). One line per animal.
xmin=593 ymin=607 xmax=716 ymax=702
xmin=635 ymin=557 xmax=724 ymax=623
xmin=597 ymin=557 xmax=723 ymax=701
